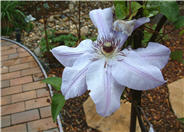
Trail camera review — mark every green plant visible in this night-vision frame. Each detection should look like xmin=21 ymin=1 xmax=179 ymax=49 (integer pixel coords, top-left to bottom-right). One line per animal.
xmin=25 ymin=22 xmax=34 ymax=33
xmin=39 ymin=29 xmax=78 ymax=54
xmin=39 ymin=29 xmax=56 ymax=53
xmin=1 ymin=1 xmax=26 ymax=35
xmin=43 ymin=77 xmax=65 ymax=122
xmin=53 ymin=34 xmax=78 ymax=47
xmin=170 ymin=50 xmax=184 ymax=64
xmin=178 ymin=118 xmax=184 ymax=124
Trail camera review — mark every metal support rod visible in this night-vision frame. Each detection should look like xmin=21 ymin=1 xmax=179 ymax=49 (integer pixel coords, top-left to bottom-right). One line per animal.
xmin=43 ymin=17 xmax=50 ymax=52
xmin=130 ymin=90 xmax=142 ymax=132
xmin=77 ymin=1 xmax=81 ymax=41
xmin=136 ymin=106 xmax=147 ymax=132
xmin=130 ymin=101 xmax=137 ymax=132
xmin=149 ymin=15 xmax=167 ymax=42
xmin=15 ymin=28 xmax=21 ymax=42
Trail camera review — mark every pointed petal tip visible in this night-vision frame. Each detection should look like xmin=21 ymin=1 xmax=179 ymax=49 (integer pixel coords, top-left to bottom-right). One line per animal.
xmin=89 ymin=7 xmax=113 ymax=38
xmin=145 ymin=17 xmax=150 ymax=22
xmin=134 ymin=17 xmax=150 ymax=30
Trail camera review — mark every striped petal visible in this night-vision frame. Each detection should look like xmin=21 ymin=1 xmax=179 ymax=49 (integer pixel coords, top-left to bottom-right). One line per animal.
xmin=51 ymin=39 xmax=94 ymax=67
xmin=112 ymin=51 xmax=166 ymax=90
xmin=134 ymin=42 xmax=171 ymax=69
xmin=86 ymin=59 xmax=125 ymax=117
xmin=61 ymin=53 xmax=93 ymax=99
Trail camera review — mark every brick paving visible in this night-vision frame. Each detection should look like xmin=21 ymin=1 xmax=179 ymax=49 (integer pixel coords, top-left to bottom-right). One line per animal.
xmin=1 ymin=40 xmax=59 ymax=132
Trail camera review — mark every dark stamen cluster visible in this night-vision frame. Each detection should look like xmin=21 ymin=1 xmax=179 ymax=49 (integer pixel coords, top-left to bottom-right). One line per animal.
xmin=99 ymin=36 xmax=121 ymax=53
xmin=103 ymin=45 xmax=114 ymax=53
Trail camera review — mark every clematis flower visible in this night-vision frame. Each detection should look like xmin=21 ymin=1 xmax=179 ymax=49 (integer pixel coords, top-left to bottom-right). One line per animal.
xmin=25 ymin=14 xmax=36 ymax=23
xmin=51 ymin=8 xmax=170 ymax=117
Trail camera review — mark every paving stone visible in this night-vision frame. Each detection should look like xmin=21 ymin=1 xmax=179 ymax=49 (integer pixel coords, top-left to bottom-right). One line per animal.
xmin=2 ymin=102 xmax=25 ymax=116
xmin=17 ymin=47 xmax=26 ymax=53
xmin=25 ymin=97 xmax=50 ymax=110
xmin=43 ymin=128 xmax=59 ymax=132
xmin=1 ymin=40 xmax=59 ymax=131
xmin=8 ymin=53 xmax=18 ymax=60
xmin=40 ymin=106 xmax=51 ymax=118
xmin=10 ymin=76 xmax=33 ymax=86
xmin=168 ymin=78 xmax=184 ymax=118
xmin=2 ymin=56 xmax=34 ymax=67
xmin=9 ymin=62 xmax=36 ymax=72
xmin=1 ymin=71 xmax=20 ymax=80
xmin=1 ymin=80 xmax=10 ymax=88
xmin=21 ymin=67 xmax=41 ymax=76
xmin=1 ymin=124 xmax=27 ymax=132
xmin=36 ymin=88 xmax=50 ymax=98
xmin=27 ymin=117 xmax=57 ymax=132
xmin=1 ymin=115 xmax=11 ymax=128
xmin=1 ymin=85 xmax=22 ymax=96
xmin=1 ymin=48 xmax=16 ymax=56
xmin=19 ymin=51 xmax=30 ymax=57
xmin=1 ymin=95 xmax=11 ymax=105
xmin=11 ymin=90 xmax=36 ymax=103
xmin=1 ymin=66 xmax=8 ymax=74
xmin=1 ymin=45 xmax=9 ymax=50
xmin=83 ymin=97 xmax=141 ymax=132
xmin=22 ymin=81 xmax=46 ymax=91
xmin=1 ymin=55 xmax=9 ymax=61
xmin=33 ymin=72 xmax=44 ymax=81
xmin=11 ymin=109 xmax=39 ymax=124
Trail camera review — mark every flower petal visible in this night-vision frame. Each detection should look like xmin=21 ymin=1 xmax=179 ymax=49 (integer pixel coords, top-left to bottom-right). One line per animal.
xmin=61 ymin=53 xmax=93 ymax=99
xmin=134 ymin=17 xmax=150 ymax=30
xmin=134 ymin=42 xmax=171 ymax=69
xmin=89 ymin=8 xmax=113 ymax=38
xmin=86 ymin=59 xmax=125 ymax=117
xmin=112 ymin=51 xmax=166 ymax=90
xmin=114 ymin=31 xmax=128 ymax=48
xmin=113 ymin=20 xmax=136 ymax=36
xmin=51 ymin=39 xmax=94 ymax=67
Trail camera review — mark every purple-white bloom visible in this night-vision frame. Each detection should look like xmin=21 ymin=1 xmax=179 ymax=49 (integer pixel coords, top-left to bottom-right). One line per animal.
xmin=25 ymin=14 xmax=36 ymax=23
xmin=51 ymin=8 xmax=170 ymax=117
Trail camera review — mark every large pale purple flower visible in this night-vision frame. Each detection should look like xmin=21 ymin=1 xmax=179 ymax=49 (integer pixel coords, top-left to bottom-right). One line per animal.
xmin=51 ymin=8 xmax=170 ymax=117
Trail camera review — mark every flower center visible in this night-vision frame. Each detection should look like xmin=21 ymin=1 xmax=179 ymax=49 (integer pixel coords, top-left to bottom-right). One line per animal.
xmin=103 ymin=42 xmax=114 ymax=53
xmin=101 ymin=42 xmax=115 ymax=57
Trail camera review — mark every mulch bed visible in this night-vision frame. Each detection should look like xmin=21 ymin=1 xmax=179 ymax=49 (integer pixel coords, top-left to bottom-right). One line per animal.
xmin=48 ymin=24 xmax=184 ymax=132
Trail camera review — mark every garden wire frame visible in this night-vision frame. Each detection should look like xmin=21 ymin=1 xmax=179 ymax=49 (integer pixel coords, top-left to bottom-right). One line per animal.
xmin=1 ymin=37 xmax=64 ymax=132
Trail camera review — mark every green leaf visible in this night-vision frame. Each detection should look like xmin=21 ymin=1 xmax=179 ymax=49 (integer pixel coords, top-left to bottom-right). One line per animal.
xmin=143 ymin=1 xmax=160 ymax=17
xmin=160 ymin=1 xmax=179 ymax=22
xmin=130 ymin=2 xmax=142 ymax=18
xmin=51 ymin=93 xmax=65 ymax=122
xmin=170 ymin=50 xmax=184 ymax=64
xmin=174 ymin=16 xmax=184 ymax=29
xmin=177 ymin=118 xmax=184 ymax=124
xmin=114 ymin=1 xmax=128 ymax=19
xmin=43 ymin=77 xmax=62 ymax=91
xmin=179 ymin=29 xmax=184 ymax=36
xmin=43 ymin=3 xmax=50 ymax=9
